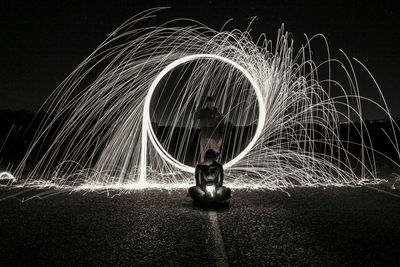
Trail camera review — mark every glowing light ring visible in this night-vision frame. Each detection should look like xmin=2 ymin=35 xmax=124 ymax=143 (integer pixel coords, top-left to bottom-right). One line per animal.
xmin=141 ymin=54 xmax=266 ymax=176
xmin=0 ymin=172 xmax=15 ymax=181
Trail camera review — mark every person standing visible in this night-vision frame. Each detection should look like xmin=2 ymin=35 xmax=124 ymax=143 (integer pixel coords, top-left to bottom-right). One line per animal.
xmin=195 ymin=96 xmax=224 ymax=162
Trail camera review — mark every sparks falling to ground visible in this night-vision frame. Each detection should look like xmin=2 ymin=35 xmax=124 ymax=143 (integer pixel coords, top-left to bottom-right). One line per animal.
xmin=4 ymin=8 xmax=400 ymax=191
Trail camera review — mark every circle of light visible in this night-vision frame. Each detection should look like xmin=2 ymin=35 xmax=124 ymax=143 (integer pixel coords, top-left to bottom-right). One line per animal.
xmin=141 ymin=54 xmax=266 ymax=177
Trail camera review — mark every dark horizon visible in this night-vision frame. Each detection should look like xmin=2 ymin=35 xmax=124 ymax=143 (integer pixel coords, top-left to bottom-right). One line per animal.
xmin=1 ymin=0 xmax=399 ymax=120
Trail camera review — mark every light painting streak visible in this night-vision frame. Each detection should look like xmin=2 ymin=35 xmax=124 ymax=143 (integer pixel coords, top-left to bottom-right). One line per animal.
xmin=0 ymin=172 xmax=16 ymax=182
xmin=2 ymin=8 xmax=398 ymax=193
xmin=140 ymin=53 xmax=265 ymax=183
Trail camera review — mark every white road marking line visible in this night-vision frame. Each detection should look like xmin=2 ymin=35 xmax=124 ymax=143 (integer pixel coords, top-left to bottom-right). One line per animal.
xmin=208 ymin=210 xmax=229 ymax=267
xmin=365 ymin=185 xmax=400 ymax=198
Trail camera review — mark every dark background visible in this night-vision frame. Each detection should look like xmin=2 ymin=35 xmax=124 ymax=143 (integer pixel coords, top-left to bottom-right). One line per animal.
xmin=1 ymin=0 xmax=399 ymax=120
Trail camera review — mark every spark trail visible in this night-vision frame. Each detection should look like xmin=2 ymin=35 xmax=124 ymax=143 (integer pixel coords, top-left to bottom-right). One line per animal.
xmin=6 ymin=8 xmax=400 ymax=191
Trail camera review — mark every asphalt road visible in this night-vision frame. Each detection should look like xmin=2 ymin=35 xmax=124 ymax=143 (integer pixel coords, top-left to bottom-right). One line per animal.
xmin=0 ymin=186 xmax=399 ymax=266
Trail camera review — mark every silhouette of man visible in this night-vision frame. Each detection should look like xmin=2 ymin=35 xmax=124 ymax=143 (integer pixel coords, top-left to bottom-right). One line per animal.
xmin=194 ymin=96 xmax=224 ymax=162
xmin=188 ymin=149 xmax=231 ymax=202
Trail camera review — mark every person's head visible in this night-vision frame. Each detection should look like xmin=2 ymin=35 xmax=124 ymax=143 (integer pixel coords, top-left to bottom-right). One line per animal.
xmin=206 ymin=96 xmax=215 ymax=109
xmin=204 ymin=149 xmax=220 ymax=162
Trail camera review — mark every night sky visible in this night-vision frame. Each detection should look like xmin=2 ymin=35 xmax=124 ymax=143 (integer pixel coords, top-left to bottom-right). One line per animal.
xmin=1 ymin=0 xmax=399 ymax=120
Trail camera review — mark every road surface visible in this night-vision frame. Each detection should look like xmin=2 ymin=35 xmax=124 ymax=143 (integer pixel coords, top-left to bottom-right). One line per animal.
xmin=0 ymin=186 xmax=399 ymax=266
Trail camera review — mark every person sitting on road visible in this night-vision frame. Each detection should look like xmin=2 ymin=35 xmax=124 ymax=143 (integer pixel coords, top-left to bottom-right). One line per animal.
xmin=188 ymin=149 xmax=231 ymax=202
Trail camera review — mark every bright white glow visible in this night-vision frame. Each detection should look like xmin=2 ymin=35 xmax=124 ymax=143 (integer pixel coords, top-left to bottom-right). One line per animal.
xmin=0 ymin=172 xmax=15 ymax=182
xmin=140 ymin=54 xmax=266 ymax=183
xmin=205 ymin=184 xmax=216 ymax=197
xmin=7 ymin=9 xmax=399 ymax=193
